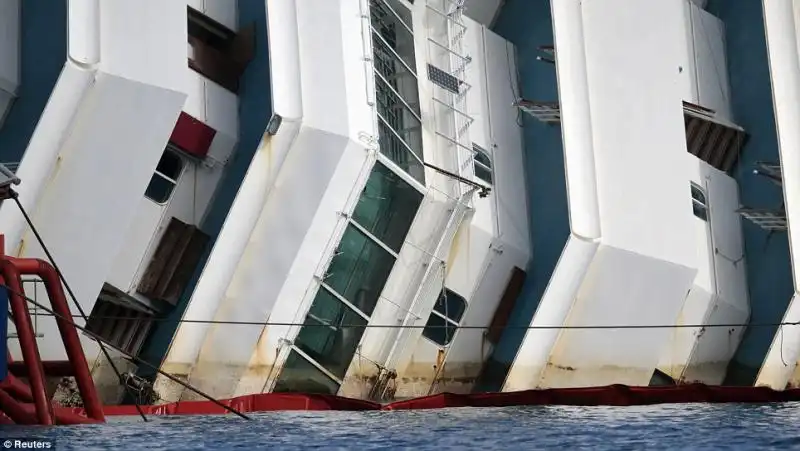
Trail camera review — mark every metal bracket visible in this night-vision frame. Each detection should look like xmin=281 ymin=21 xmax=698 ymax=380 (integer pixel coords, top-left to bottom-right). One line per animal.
xmin=0 ymin=163 xmax=21 ymax=201
xmin=423 ymin=162 xmax=491 ymax=198
xmin=7 ymin=333 xmax=44 ymax=339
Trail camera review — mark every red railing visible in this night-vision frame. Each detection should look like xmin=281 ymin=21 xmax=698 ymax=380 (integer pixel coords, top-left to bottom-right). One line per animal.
xmin=0 ymin=235 xmax=104 ymax=425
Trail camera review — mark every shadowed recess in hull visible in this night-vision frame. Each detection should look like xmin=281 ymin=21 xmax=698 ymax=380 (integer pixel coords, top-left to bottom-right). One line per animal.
xmin=705 ymin=0 xmax=793 ymax=385
xmin=473 ymin=0 xmax=569 ymax=392
xmin=134 ymin=0 xmax=274 ymax=384
xmin=0 ymin=0 xmax=66 ymax=162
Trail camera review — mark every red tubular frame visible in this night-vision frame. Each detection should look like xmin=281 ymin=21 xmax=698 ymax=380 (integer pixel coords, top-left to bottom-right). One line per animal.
xmin=0 ymin=235 xmax=105 ymax=424
xmin=6 ymin=256 xmax=104 ymax=422
xmin=1 ymin=264 xmax=52 ymax=425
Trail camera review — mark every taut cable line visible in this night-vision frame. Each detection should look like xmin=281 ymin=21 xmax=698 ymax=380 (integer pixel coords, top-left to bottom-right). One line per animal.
xmin=9 ymin=192 xmax=149 ymax=422
xmin=3 ymin=285 xmax=251 ymax=420
xmin=14 ymin=309 xmax=800 ymax=330
xmin=9 ymin=191 xmax=250 ymax=421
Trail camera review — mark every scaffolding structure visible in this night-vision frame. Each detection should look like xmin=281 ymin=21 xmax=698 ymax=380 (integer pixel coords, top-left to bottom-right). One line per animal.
xmin=425 ymin=0 xmax=475 ymax=198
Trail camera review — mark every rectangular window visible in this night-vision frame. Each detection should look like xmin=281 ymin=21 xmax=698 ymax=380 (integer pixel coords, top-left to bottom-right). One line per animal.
xmin=351 ymin=162 xmax=424 ymax=252
xmin=432 ymin=289 xmax=467 ymax=322
xmin=422 ymin=289 xmax=467 ymax=347
xmin=294 ymin=288 xmax=368 ymax=379
xmin=187 ymin=7 xmax=255 ymax=93
xmin=472 ymin=144 xmax=493 ymax=185
xmin=144 ymin=147 xmax=184 ymax=205
xmin=272 ymin=350 xmax=340 ymax=395
xmin=422 ymin=312 xmax=458 ymax=347
xmin=691 ymin=182 xmax=708 ymax=221
xmin=275 ymin=158 xmax=424 ymax=392
xmin=324 ymin=226 xmax=395 ymax=317
xmin=370 ymin=0 xmax=425 ymax=183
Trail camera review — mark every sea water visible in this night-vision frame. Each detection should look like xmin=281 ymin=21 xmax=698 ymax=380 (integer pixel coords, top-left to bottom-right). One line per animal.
xmin=2 ymin=403 xmax=800 ymax=449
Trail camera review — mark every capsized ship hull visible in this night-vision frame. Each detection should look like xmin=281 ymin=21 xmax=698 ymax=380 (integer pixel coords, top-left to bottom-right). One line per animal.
xmin=0 ymin=0 xmax=798 ymax=414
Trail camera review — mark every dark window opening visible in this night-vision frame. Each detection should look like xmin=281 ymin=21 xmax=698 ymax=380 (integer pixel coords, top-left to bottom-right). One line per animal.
xmin=473 ymin=143 xmax=493 ymax=185
xmin=691 ymin=182 xmax=708 ymax=221
xmin=187 ymin=7 xmax=255 ymax=93
xmin=422 ymin=288 xmax=467 ymax=347
xmin=145 ymin=148 xmax=184 ymax=204
xmin=370 ymin=0 xmax=425 ymax=183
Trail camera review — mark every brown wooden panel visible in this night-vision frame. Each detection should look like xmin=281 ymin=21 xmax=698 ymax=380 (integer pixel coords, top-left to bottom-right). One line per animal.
xmin=152 ymin=224 xmax=196 ymax=297
xmin=161 ymin=226 xmax=210 ymax=305
xmin=229 ymin=23 xmax=256 ymax=69
xmin=188 ymin=36 xmax=240 ymax=93
xmin=136 ymin=218 xmax=190 ymax=297
xmin=137 ymin=217 xmax=210 ymax=305
xmin=486 ymin=267 xmax=526 ymax=345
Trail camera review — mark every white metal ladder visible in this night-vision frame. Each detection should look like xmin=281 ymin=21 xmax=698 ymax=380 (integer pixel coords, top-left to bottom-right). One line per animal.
xmin=425 ymin=0 xmax=475 ymax=196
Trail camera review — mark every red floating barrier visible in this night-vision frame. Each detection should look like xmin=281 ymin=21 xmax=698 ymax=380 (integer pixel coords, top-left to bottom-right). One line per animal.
xmin=50 ymin=383 xmax=800 ymax=420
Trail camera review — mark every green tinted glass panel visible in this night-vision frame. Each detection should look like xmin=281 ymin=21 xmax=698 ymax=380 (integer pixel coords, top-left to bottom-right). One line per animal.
xmin=325 ymin=225 xmax=395 ymax=316
xmin=295 ymin=287 xmax=368 ymax=379
xmin=273 ymin=350 xmax=340 ymax=395
xmin=352 ymin=162 xmax=423 ymax=252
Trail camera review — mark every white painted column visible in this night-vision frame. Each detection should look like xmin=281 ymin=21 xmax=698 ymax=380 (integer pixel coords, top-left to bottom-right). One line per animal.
xmin=755 ymin=0 xmax=800 ymax=389
xmin=0 ymin=0 xmax=99 ymax=255
xmin=503 ymin=237 xmax=598 ymax=391
xmin=160 ymin=0 xmax=304 ymax=372
xmin=551 ymin=0 xmax=601 ymax=240
xmin=502 ymin=0 xmax=602 ymax=392
xmin=67 ymin=0 xmax=101 ymax=66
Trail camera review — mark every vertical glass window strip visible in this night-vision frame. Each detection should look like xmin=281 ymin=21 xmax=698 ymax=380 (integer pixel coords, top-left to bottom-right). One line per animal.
xmin=274 ymin=158 xmax=426 ymax=393
xmin=691 ymin=182 xmax=708 ymax=221
xmin=370 ymin=0 xmax=426 ymax=183
xmin=324 ymin=225 xmax=396 ymax=317
xmin=472 ymin=144 xmax=493 ymax=185
xmin=351 ymin=162 xmax=424 ymax=252
xmin=294 ymin=288 xmax=368 ymax=379
xmin=273 ymin=350 xmax=341 ymax=395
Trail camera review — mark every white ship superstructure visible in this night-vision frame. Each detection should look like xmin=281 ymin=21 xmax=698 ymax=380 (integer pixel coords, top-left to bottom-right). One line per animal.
xmin=504 ymin=0 xmax=751 ymax=390
xmin=754 ymin=0 xmax=800 ymax=390
xmin=2 ymin=0 xmax=800 ymax=404
xmin=155 ymin=0 xmax=529 ymax=402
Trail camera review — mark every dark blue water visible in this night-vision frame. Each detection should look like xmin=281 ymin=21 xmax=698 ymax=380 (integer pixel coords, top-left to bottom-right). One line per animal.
xmin=2 ymin=404 xmax=800 ymax=449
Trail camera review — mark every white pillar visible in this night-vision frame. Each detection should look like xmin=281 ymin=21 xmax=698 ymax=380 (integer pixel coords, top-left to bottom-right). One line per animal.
xmin=160 ymin=0 xmax=304 ymax=371
xmin=68 ymin=0 xmax=101 ymax=66
xmin=551 ymin=0 xmax=601 ymax=240
xmin=755 ymin=0 xmax=800 ymax=389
